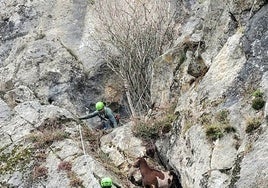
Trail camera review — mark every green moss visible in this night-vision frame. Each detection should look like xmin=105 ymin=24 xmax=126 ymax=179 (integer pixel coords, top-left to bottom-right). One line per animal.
xmin=252 ymin=89 xmax=263 ymax=98
xmin=205 ymin=125 xmax=224 ymax=141
xmin=0 ymin=145 xmax=33 ymax=175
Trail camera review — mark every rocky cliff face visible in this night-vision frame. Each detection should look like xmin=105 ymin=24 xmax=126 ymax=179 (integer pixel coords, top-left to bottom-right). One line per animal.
xmin=153 ymin=1 xmax=268 ymax=188
xmin=0 ymin=0 xmax=267 ymax=188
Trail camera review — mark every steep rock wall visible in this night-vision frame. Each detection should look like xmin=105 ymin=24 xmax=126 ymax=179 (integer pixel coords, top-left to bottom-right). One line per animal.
xmin=153 ymin=1 xmax=268 ymax=188
xmin=0 ymin=0 xmax=267 ymax=188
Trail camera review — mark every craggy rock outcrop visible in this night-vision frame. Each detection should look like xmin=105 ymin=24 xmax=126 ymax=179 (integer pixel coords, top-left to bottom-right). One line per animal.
xmin=234 ymin=4 xmax=268 ymax=188
xmin=153 ymin=2 xmax=268 ymax=188
xmin=0 ymin=101 xmax=102 ymax=187
xmin=1 ymin=0 xmax=268 ymax=188
xmin=0 ymin=0 xmax=124 ymax=187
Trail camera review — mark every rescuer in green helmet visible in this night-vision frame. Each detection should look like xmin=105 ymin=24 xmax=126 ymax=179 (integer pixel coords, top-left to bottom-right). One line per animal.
xmin=79 ymin=101 xmax=119 ymax=129
xmin=100 ymin=177 xmax=113 ymax=188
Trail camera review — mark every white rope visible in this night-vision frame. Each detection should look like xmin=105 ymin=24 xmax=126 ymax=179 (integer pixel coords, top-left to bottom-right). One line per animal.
xmin=77 ymin=121 xmax=122 ymax=187
xmin=78 ymin=124 xmax=87 ymax=156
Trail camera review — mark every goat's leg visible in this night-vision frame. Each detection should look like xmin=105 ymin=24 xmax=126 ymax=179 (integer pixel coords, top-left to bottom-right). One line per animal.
xmin=128 ymin=166 xmax=143 ymax=186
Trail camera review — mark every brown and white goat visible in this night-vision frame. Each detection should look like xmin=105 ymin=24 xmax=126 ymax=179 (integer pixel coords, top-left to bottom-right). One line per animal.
xmin=129 ymin=157 xmax=173 ymax=188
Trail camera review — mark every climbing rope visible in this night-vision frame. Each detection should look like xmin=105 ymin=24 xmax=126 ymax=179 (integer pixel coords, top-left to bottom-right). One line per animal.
xmin=77 ymin=121 xmax=123 ymax=188
xmin=78 ymin=123 xmax=87 ymax=156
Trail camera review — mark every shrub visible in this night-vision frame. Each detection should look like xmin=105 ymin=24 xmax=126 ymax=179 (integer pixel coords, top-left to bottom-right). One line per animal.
xmin=68 ymin=171 xmax=84 ymax=187
xmin=154 ymin=114 xmax=175 ymax=134
xmin=58 ymin=161 xmax=72 ymax=172
xmin=251 ymin=89 xmax=265 ymax=110
xmin=223 ymin=125 xmax=236 ymax=133
xmin=252 ymin=89 xmax=263 ymax=98
xmin=246 ymin=117 xmax=262 ymax=133
xmin=199 ymin=113 xmax=212 ymax=126
xmin=57 ymin=162 xmax=84 ymax=187
xmin=205 ymin=125 xmax=223 ymax=141
xmin=161 ymin=122 xmax=172 ymax=134
xmin=215 ymin=110 xmax=229 ymax=124
xmin=252 ymin=97 xmax=265 ymax=110
xmin=32 ymin=166 xmax=48 ymax=179
xmin=201 ymin=111 xmax=235 ymax=141
xmin=133 ymin=122 xmax=160 ymax=141
xmin=29 ymin=130 xmax=69 ymax=149
xmin=132 ymin=103 xmax=176 ymax=140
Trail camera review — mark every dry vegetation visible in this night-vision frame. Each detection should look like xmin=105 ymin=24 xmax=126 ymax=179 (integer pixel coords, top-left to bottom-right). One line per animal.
xmin=132 ymin=104 xmax=176 ymax=141
xmin=91 ymin=0 xmax=179 ymax=116
xmin=81 ymin=126 xmax=129 ymax=184
xmin=245 ymin=117 xmax=262 ymax=133
xmin=199 ymin=110 xmax=236 ymax=142
xmin=32 ymin=166 xmax=48 ymax=180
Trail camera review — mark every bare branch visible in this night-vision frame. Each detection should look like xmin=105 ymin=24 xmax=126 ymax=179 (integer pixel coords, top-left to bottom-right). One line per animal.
xmin=91 ymin=0 xmax=178 ymax=116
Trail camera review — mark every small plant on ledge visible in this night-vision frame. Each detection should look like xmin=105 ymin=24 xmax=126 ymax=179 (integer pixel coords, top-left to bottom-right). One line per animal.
xmin=205 ymin=124 xmax=224 ymax=141
xmin=251 ymin=89 xmax=265 ymax=110
xmin=245 ymin=117 xmax=262 ymax=133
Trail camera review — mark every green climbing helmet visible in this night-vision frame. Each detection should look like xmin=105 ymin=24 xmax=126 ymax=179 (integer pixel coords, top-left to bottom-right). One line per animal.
xmin=96 ymin=101 xmax=105 ymax=111
xmin=101 ymin=177 xmax=112 ymax=187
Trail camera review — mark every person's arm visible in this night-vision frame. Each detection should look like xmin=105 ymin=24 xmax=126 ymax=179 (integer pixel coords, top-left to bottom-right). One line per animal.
xmin=79 ymin=111 xmax=99 ymax=120
xmin=105 ymin=108 xmax=118 ymax=127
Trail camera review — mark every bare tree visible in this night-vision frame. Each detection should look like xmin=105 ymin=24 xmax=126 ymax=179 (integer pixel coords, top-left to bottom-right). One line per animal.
xmin=91 ymin=0 xmax=178 ymax=117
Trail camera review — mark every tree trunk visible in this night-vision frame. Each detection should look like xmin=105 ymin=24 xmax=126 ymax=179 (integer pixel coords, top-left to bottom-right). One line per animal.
xmin=123 ymin=79 xmax=136 ymax=117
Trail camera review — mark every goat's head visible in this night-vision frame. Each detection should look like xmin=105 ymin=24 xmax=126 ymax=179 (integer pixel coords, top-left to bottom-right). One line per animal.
xmin=132 ymin=157 xmax=142 ymax=168
xmin=132 ymin=156 xmax=149 ymax=168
